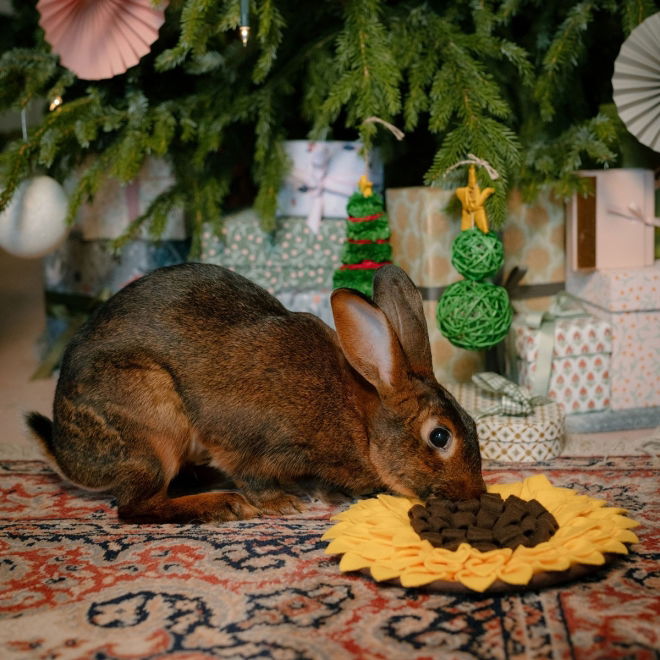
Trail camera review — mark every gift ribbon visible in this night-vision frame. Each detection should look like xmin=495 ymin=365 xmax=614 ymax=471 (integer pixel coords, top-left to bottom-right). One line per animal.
xmin=520 ymin=292 xmax=586 ymax=397
xmin=609 ymin=202 xmax=660 ymax=228
xmin=469 ymin=372 xmax=550 ymax=419
xmin=287 ymin=144 xmax=361 ymax=234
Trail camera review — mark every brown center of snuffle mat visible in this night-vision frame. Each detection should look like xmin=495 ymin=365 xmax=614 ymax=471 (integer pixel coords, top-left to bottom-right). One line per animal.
xmin=408 ymin=492 xmax=559 ymax=552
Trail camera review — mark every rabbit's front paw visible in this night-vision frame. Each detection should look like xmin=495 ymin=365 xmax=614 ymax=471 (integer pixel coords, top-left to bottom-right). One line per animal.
xmin=245 ymin=489 xmax=307 ymax=516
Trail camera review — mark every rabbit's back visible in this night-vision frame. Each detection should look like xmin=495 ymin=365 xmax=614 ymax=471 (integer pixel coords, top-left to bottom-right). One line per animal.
xmin=57 ymin=263 xmax=358 ymax=452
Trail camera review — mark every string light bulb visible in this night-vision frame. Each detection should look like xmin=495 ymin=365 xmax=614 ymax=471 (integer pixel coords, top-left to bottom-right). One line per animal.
xmin=239 ymin=0 xmax=250 ymax=46
xmin=49 ymin=96 xmax=63 ymax=112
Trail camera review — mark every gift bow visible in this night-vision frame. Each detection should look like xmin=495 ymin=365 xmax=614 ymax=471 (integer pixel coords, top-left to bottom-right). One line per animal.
xmin=287 ymin=144 xmax=363 ymax=234
xmin=470 ymin=372 xmax=550 ymax=419
xmin=609 ymin=202 xmax=660 ymax=228
xmin=521 ymin=292 xmax=586 ymax=397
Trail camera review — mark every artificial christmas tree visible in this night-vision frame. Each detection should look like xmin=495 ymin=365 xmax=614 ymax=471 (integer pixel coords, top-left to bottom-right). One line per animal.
xmin=1 ymin=1 xmax=657 ymax=252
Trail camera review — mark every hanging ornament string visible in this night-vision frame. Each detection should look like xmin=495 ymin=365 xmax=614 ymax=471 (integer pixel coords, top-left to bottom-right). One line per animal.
xmin=360 ymin=116 xmax=405 ymax=175
xmin=20 ymin=108 xmax=28 ymax=142
xmin=443 ymin=154 xmax=501 ymax=181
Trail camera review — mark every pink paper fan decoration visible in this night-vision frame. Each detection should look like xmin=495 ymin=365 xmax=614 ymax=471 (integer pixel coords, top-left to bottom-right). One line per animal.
xmin=37 ymin=0 xmax=168 ymax=80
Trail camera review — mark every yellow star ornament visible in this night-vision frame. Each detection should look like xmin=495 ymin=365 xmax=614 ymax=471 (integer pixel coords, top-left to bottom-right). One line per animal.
xmin=455 ymin=165 xmax=495 ymax=232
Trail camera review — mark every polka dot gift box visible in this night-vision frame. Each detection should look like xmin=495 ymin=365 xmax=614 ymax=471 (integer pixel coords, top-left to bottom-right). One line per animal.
xmin=566 ymin=262 xmax=660 ymax=410
xmin=200 ymin=210 xmax=344 ymax=294
xmin=512 ymin=315 xmax=613 ymax=414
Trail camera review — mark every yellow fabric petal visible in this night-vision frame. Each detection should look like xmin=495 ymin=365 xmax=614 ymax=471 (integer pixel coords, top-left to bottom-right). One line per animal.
xmin=392 ymin=530 xmax=425 ymax=547
xmin=370 ymin=563 xmax=401 ymax=582
xmin=455 ymin=571 xmax=497 ymax=592
xmin=400 ymin=570 xmax=444 ymax=588
xmin=616 ymin=529 xmax=640 ymax=544
xmin=339 ymin=553 xmax=373 ymax=572
xmin=498 ymin=562 xmax=534 ymax=585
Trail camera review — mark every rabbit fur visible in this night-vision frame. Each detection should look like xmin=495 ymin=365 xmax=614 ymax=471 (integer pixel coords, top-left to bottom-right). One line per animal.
xmin=27 ymin=263 xmax=485 ymax=523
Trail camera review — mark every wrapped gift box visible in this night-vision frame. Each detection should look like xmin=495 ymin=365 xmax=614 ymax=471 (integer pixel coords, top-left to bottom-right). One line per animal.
xmin=448 ymin=383 xmax=565 ymax=462
xmin=386 ymin=187 xmax=459 ymax=288
xmin=566 ymin=262 xmax=660 ymax=410
xmin=44 ymin=233 xmax=190 ymax=298
xmin=512 ymin=315 xmax=613 ymax=414
xmin=566 ymin=168 xmax=656 ymax=271
xmin=200 ymin=210 xmax=344 ymax=294
xmin=39 ymin=233 xmax=190 ymax=372
xmin=386 ymin=187 xmax=485 ymax=383
xmin=276 ymin=141 xmax=383 ymax=232
xmin=70 ymin=157 xmax=186 ymax=241
xmin=502 ymin=189 xmax=566 ymax=314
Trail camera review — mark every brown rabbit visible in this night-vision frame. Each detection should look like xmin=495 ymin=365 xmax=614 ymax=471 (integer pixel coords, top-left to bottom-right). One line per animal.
xmin=26 ymin=263 xmax=485 ymax=523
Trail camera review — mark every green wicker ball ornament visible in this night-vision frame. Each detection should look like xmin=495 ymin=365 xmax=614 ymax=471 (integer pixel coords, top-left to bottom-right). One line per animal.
xmin=451 ymin=228 xmax=504 ymax=281
xmin=436 ymin=280 xmax=513 ymax=350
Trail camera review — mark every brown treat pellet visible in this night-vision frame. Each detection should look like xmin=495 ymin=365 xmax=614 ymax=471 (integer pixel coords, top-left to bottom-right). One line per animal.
xmin=504 ymin=534 xmax=528 ymax=549
xmin=443 ymin=528 xmax=467 ymax=542
xmin=526 ymin=499 xmax=547 ymax=518
xmin=426 ymin=502 xmax=454 ymax=522
xmin=494 ymin=524 xmax=520 ymax=545
xmin=411 ymin=518 xmax=431 ymax=535
xmin=476 ymin=508 xmax=498 ymax=528
xmin=505 ymin=494 xmax=529 ymax=509
xmin=408 ymin=504 xmax=428 ymax=521
xmin=428 ymin=515 xmax=450 ymax=531
xmin=480 ymin=493 xmax=504 ymax=512
xmin=496 ymin=507 xmax=524 ymax=528
xmin=467 ymin=527 xmax=494 ymax=542
xmin=472 ymin=542 xmax=498 ymax=552
xmin=457 ymin=499 xmax=481 ymax=513
xmin=538 ymin=511 xmax=559 ymax=532
xmin=409 ymin=492 xmax=559 ymax=552
xmin=519 ymin=514 xmax=536 ymax=533
xmin=452 ymin=511 xmax=476 ymax=528
xmin=420 ymin=531 xmax=444 ymax=546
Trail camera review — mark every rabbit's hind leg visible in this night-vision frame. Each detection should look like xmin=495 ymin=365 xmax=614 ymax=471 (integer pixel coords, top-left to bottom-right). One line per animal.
xmin=116 ymin=478 xmax=260 ymax=524
xmin=52 ymin=363 xmax=260 ymax=524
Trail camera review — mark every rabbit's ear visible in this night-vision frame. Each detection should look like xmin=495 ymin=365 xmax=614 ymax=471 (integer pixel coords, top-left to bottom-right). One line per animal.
xmin=331 ymin=288 xmax=410 ymax=392
xmin=372 ymin=265 xmax=434 ymax=380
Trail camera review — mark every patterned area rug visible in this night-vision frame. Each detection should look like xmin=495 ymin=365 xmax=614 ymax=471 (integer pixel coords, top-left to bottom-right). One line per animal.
xmin=1 ymin=457 xmax=658 ymax=659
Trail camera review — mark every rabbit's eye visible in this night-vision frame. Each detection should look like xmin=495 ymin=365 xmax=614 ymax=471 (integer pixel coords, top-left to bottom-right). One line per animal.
xmin=428 ymin=426 xmax=452 ymax=450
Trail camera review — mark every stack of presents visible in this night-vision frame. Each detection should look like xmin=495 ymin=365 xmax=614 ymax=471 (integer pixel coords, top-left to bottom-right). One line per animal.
xmin=43 ymin=144 xmax=659 ymax=462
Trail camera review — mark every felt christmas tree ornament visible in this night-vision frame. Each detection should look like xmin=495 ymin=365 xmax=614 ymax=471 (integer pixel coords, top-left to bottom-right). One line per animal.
xmin=332 ymin=175 xmax=393 ymax=297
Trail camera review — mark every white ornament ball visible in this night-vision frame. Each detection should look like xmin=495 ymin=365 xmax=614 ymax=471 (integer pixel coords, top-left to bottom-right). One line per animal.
xmin=0 ymin=176 xmax=70 ymax=258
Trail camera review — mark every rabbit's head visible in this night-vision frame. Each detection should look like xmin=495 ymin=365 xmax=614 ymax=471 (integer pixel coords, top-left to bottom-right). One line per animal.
xmin=331 ymin=265 xmax=486 ymax=502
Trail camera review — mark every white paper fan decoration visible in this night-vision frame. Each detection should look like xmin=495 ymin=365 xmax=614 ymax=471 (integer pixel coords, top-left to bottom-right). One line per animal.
xmin=37 ymin=0 xmax=168 ymax=81
xmin=612 ymin=12 xmax=660 ymax=152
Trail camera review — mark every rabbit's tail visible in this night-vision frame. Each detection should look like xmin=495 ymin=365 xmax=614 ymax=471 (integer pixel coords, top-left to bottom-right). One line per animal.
xmin=25 ymin=412 xmax=57 ymax=463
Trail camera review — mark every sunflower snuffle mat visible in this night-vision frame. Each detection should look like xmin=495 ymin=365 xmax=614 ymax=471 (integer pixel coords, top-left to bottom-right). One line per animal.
xmin=322 ymin=475 xmax=640 ymax=593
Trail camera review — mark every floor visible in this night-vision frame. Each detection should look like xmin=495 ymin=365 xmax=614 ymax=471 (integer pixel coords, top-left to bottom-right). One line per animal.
xmin=0 ymin=248 xmax=656 ymax=461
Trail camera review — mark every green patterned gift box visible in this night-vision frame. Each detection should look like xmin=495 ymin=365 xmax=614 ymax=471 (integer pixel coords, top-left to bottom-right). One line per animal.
xmin=200 ymin=210 xmax=344 ymax=293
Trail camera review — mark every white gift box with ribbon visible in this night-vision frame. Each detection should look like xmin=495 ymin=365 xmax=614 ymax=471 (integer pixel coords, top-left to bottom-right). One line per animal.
xmin=566 ymin=168 xmax=657 ymax=271
xmin=276 ymin=141 xmax=384 ymax=233
xmin=448 ymin=373 xmax=565 ymax=462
